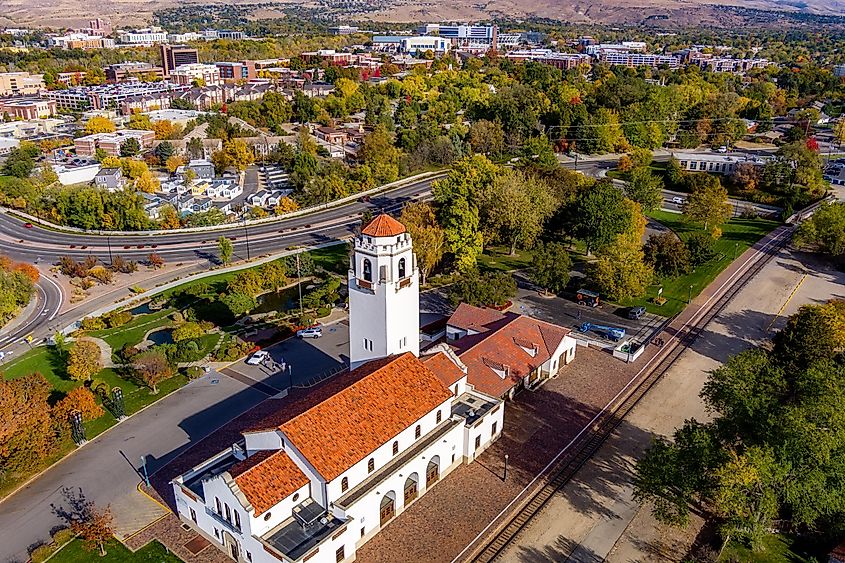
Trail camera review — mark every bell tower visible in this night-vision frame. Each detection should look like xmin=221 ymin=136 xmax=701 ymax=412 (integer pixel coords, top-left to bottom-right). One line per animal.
xmin=348 ymin=214 xmax=420 ymax=370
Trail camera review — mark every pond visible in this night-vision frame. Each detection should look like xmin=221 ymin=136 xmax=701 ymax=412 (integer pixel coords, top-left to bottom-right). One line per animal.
xmin=147 ymin=328 xmax=174 ymax=346
xmin=253 ymin=286 xmax=302 ymax=315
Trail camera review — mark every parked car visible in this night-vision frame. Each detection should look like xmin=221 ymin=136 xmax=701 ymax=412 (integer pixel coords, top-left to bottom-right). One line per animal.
xmin=246 ymin=350 xmax=269 ymax=365
xmin=297 ymin=327 xmax=323 ymax=339
xmin=23 ymin=223 xmax=33 ymax=228
xmin=671 ymin=196 xmax=685 ymax=205
xmin=717 ymin=145 xmax=728 ymax=153
xmin=627 ymin=306 xmax=646 ymax=320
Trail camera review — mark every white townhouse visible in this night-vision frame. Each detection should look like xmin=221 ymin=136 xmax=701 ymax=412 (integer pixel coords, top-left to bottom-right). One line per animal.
xmin=171 ymin=214 xmax=505 ymax=563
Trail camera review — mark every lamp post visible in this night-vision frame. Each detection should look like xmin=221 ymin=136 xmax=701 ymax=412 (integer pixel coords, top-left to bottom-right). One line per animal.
xmin=733 ymin=242 xmax=739 ymax=260
xmin=140 ymin=455 xmax=151 ymax=487
xmin=688 ymin=284 xmax=693 ymax=304
xmin=503 ymin=454 xmax=509 ymax=481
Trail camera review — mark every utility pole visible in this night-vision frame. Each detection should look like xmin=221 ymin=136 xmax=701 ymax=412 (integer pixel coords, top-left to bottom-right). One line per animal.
xmin=242 ymin=215 xmax=251 ymax=260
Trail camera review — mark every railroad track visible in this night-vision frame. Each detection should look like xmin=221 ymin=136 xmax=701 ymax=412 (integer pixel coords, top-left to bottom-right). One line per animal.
xmin=468 ymin=226 xmax=792 ymax=563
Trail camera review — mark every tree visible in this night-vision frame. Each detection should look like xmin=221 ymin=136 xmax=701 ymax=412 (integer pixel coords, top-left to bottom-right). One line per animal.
xmin=531 ymin=241 xmax=572 ymax=295
xmin=468 ymin=119 xmax=505 ymax=156
xmin=221 ymin=292 xmax=257 ymax=318
xmin=260 ymin=262 xmax=288 ymax=292
xmin=400 ymin=202 xmax=445 ymax=285
xmin=360 ymin=125 xmax=400 ymax=184
xmin=128 ymin=114 xmax=153 ymax=130
xmin=0 ymin=374 xmax=57 ymax=474
xmin=52 ymin=387 xmax=104 ymax=423
xmin=67 ymin=339 xmax=102 ymax=382
xmin=433 ymin=155 xmax=498 ymax=272
xmin=217 ymin=236 xmax=233 ymax=265
xmin=84 ymin=116 xmax=116 ymax=135
xmin=67 ymin=496 xmax=115 ymax=557
xmin=644 ymin=232 xmax=691 ymax=277
xmin=172 ymin=322 xmax=204 ymax=343
xmin=227 ymin=270 xmax=264 ymax=296
xmin=274 ymin=197 xmax=299 ymax=215
xmin=589 ymin=235 xmax=653 ymax=302
xmin=449 ymin=270 xmax=517 ymax=308
xmin=479 ymin=169 xmax=555 ymax=254
xmin=157 ymin=205 xmax=181 ymax=230
xmin=154 ymin=141 xmax=175 ymax=163
xmin=134 ymin=171 xmax=159 ymax=193
xmin=793 ymin=201 xmax=845 ymax=256
xmin=731 ymin=163 xmax=761 ymax=192
xmin=772 ymin=300 xmax=845 ymax=372
xmin=222 ymin=139 xmax=255 ymax=172
xmin=573 ymin=180 xmax=637 ymax=254
xmin=132 ymin=350 xmax=173 ymax=394
xmin=626 ymin=166 xmax=663 ymax=211
xmin=147 ymin=253 xmax=164 ymax=269
xmin=684 ymin=180 xmax=732 ymax=234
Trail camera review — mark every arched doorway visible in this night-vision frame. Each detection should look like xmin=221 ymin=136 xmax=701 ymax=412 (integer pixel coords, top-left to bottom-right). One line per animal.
xmin=222 ymin=531 xmax=239 ymax=560
xmin=426 ymin=456 xmax=440 ymax=488
xmin=379 ymin=491 xmax=396 ymax=527
xmin=403 ymin=473 xmax=419 ymax=505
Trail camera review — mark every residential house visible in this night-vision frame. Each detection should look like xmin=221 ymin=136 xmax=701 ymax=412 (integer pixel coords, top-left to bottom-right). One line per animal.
xmin=93 ymin=167 xmax=126 ymax=191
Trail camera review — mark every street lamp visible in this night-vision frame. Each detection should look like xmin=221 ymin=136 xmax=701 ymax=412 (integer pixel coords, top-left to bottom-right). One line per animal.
xmin=688 ymin=284 xmax=693 ymax=304
xmin=733 ymin=242 xmax=739 ymax=260
xmin=503 ymin=454 xmax=509 ymax=481
xmin=140 ymin=455 xmax=151 ymax=487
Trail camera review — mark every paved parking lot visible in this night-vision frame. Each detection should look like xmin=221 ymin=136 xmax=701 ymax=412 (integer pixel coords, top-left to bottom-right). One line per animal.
xmin=222 ymin=321 xmax=349 ymax=392
xmin=512 ymin=286 xmax=665 ymax=350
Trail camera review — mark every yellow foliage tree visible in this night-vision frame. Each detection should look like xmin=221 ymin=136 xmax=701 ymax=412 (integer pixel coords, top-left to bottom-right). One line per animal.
xmin=135 ymin=171 xmax=160 ymax=193
xmin=274 ymin=197 xmax=299 ymax=215
xmin=165 ymin=155 xmax=185 ymax=174
xmin=84 ymin=116 xmax=116 ymax=135
xmin=67 ymin=339 xmax=103 ymax=382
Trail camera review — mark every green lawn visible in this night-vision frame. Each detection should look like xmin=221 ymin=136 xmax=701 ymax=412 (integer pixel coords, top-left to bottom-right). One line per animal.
xmin=477 ymin=246 xmax=534 ymax=273
xmin=624 ymin=210 xmax=780 ymax=317
xmin=89 ymin=308 xmax=175 ymax=350
xmin=720 ymin=533 xmax=825 ymax=563
xmin=51 ymin=538 xmax=183 ymax=563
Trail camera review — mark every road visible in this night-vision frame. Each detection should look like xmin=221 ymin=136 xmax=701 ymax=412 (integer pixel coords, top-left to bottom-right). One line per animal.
xmin=0 ymin=323 xmax=349 ymax=563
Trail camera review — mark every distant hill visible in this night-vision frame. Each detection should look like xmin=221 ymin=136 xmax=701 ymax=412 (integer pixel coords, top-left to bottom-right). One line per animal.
xmin=2 ymin=0 xmax=844 ymax=29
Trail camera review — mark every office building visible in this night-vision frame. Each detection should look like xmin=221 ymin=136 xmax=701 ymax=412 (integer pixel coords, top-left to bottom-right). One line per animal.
xmin=118 ymin=27 xmax=168 ymax=45
xmin=169 ymin=64 xmax=222 ymax=87
xmin=161 ymin=44 xmax=200 ymax=76
xmin=105 ymin=62 xmax=166 ymax=82
xmin=0 ymin=72 xmax=44 ymax=96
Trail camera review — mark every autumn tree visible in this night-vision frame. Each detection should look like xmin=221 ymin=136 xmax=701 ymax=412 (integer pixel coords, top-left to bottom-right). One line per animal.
xmin=134 ymin=171 xmax=159 ymax=194
xmin=468 ymin=119 xmax=505 ymax=156
xmin=165 ymin=155 xmax=184 ymax=174
xmin=731 ymin=163 xmax=761 ymax=192
xmin=588 ymin=235 xmax=653 ymax=301
xmin=53 ymin=387 xmax=104 ymax=424
xmin=683 ymin=180 xmax=732 ymax=234
xmin=625 ymin=166 xmax=663 ymax=211
xmin=228 ymin=269 xmax=264 ymax=296
xmin=531 ymin=241 xmax=572 ymax=295
xmin=67 ymin=339 xmax=103 ymax=382
xmin=644 ymin=232 xmax=691 ymax=277
xmin=360 ymin=125 xmax=400 ymax=184
xmin=0 ymin=374 xmax=58 ymax=475
xmin=70 ymin=500 xmax=115 ymax=557
xmin=147 ymin=253 xmax=164 ymax=269
xmin=84 ymin=116 xmax=116 ymax=135
xmin=171 ymin=322 xmax=204 ymax=342
xmin=274 ymin=197 xmax=299 ymax=215
xmin=132 ymin=350 xmax=173 ymax=394
xmin=400 ymin=202 xmax=445 ymax=285
xmin=260 ymin=262 xmax=288 ymax=292
xmin=222 ymin=139 xmax=255 ymax=172
xmin=793 ymin=201 xmax=845 ymax=257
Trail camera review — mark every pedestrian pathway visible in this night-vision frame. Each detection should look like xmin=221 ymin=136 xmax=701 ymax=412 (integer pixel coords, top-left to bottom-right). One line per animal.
xmin=87 ymin=336 xmax=115 ymax=368
xmin=112 ymin=486 xmax=169 ymax=542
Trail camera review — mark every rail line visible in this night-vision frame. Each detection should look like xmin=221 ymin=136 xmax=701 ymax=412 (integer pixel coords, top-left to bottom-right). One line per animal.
xmin=467 ymin=226 xmax=791 ymax=563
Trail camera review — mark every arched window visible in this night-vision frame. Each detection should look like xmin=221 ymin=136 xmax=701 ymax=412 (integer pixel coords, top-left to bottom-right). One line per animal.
xmin=341 ymin=477 xmax=349 ymax=492
xmin=363 ymin=259 xmax=372 ymax=282
xmin=415 ymin=425 xmax=421 ymax=439
xmin=398 ymin=257 xmax=406 ymax=279
xmin=367 ymin=458 xmax=375 ymax=473
xmin=436 ymin=410 xmax=442 ymax=424
xmin=392 ymin=441 xmax=398 ymax=455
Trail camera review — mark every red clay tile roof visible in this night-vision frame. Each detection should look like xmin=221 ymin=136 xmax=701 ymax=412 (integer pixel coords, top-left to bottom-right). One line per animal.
xmin=450 ymin=306 xmax=572 ymax=398
xmin=361 ymin=214 xmax=407 ymax=237
xmin=231 ymin=450 xmax=309 ymax=516
xmin=422 ymin=351 xmax=465 ymax=388
xmin=278 ymin=352 xmax=453 ymax=481
xmin=448 ymin=302 xmax=513 ymax=334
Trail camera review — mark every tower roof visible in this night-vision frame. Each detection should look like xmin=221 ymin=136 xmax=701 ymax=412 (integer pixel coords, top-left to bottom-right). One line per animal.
xmin=361 ymin=214 xmax=406 ymax=237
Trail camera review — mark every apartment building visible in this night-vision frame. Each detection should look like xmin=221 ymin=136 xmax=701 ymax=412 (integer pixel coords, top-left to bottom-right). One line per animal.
xmin=597 ymin=51 xmax=681 ymax=69
xmin=169 ymin=64 xmax=222 ymax=87
xmin=105 ymin=62 xmax=166 ymax=82
xmin=505 ymin=49 xmax=591 ymax=70
xmin=417 ymin=23 xmax=498 ymax=49
xmin=49 ymin=33 xmax=115 ymax=50
xmin=74 ymin=129 xmax=155 ymax=157
xmin=0 ymin=72 xmax=44 ymax=96
xmin=47 ymin=82 xmax=185 ymax=112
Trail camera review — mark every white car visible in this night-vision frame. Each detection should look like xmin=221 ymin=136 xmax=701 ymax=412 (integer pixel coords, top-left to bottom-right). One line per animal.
xmin=671 ymin=196 xmax=685 ymax=205
xmin=717 ymin=146 xmax=728 ymax=153
xmin=246 ymin=350 xmax=269 ymax=365
xmin=297 ymin=327 xmax=323 ymax=339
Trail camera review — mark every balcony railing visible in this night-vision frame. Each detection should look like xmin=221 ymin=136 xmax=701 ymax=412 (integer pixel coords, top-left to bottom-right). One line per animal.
xmin=205 ymin=506 xmax=241 ymax=534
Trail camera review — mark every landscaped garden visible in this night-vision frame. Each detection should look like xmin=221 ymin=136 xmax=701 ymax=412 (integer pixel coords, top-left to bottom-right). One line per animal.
xmin=46 ymin=538 xmax=182 ymax=563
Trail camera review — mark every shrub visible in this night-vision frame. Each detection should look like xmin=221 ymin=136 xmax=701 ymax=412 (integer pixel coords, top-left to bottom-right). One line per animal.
xmin=213 ymin=338 xmax=252 ymax=362
xmin=172 ymin=322 xmax=203 ymax=342
xmin=129 ymin=285 xmax=144 ymax=294
xmin=80 ymin=316 xmax=106 ymax=331
xmin=105 ymin=310 xmax=132 ymax=328
xmin=170 ymin=311 xmax=184 ymax=323
xmin=316 ymin=306 xmax=331 ymax=318
xmin=30 ymin=544 xmax=55 ymax=563
xmin=119 ymin=343 xmax=139 ymax=362
xmin=185 ymin=366 xmax=204 ymax=379
xmin=88 ymin=265 xmax=114 ymax=284
xmin=52 ymin=527 xmax=76 ymax=546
